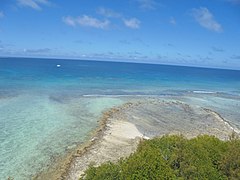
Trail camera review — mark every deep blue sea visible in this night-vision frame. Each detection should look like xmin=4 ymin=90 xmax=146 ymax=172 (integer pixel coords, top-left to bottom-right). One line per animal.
xmin=0 ymin=57 xmax=240 ymax=179
xmin=1 ymin=57 xmax=240 ymax=95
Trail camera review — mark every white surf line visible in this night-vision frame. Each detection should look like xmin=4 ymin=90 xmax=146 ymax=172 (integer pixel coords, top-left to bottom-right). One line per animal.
xmin=82 ymin=94 xmax=159 ymax=97
xmin=203 ymin=108 xmax=240 ymax=134
xmin=192 ymin=90 xmax=216 ymax=94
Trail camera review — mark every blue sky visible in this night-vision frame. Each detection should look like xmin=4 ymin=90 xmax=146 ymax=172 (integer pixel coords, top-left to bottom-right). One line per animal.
xmin=0 ymin=0 xmax=240 ymax=69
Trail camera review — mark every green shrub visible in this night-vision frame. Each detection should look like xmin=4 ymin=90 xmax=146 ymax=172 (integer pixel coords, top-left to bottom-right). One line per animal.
xmin=82 ymin=135 xmax=240 ymax=180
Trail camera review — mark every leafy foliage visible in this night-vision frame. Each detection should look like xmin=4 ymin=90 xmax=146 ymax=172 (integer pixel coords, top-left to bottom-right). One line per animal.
xmin=82 ymin=135 xmax=240 ymax=180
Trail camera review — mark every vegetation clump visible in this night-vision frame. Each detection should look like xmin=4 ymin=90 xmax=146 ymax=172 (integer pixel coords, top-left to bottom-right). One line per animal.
xmin=82 ymin=134 xmax=240 ymax=179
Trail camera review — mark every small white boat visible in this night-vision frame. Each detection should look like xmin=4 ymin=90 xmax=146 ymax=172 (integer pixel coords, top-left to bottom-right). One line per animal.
xmin=56 ymin=64 xmax=61 ymax=67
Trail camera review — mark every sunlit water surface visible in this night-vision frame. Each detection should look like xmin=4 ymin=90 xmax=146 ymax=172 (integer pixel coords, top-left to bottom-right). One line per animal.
xmin=0 ymin=58 xmax=240 ymax=179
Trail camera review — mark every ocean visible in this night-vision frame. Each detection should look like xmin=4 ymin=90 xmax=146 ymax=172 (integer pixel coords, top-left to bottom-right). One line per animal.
xmin=0 ymin=57 xmax=240 ymax=179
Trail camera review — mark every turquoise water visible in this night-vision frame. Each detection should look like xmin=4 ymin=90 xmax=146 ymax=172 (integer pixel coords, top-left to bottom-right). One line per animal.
xmin=0 ymin=94 xmax=124 ymax=179
xmin=0 ymin=57 xmax=240 ymax=179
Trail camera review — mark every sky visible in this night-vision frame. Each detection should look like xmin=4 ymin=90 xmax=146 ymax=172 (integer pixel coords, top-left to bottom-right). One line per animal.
xmin=0 ymin=0 xmax=240 ymax=69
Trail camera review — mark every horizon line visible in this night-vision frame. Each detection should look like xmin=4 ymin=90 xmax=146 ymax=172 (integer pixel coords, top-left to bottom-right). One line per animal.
xmin=0 ymin=55 xmax=239 ymax=71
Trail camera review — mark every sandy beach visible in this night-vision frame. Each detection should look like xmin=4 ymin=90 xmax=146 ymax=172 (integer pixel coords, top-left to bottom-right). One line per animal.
xmin=36 ymin=98 xmax=238 ymax=180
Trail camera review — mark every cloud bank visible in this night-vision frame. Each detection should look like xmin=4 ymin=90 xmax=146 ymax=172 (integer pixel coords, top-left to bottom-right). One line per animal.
xmin=24 ymin=48 xmax=51 ymax=53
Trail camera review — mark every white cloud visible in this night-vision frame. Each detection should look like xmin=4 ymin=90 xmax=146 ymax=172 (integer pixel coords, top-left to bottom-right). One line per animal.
xmin=123 ymin=18 xmax=141 ymax=29
xmin=227 ymin=0 xmax=240 ymax=5
xmin=192 ymin=7 xmax=222 ymax=32
xmin=17 ymin=0 xmax=50 ymax=10
xmin=63 ymin=15 xmax=110 ymax=29
xmin=231 ymin=55 xmax=240 ymax=59
xmin=97 ymin=7 xmax=141 ymax=30
xmin=169 ymin=17 xmax=176 ymax=25
xmin=62 ymin=16 xmax=76 ymax=26
xmin=212 ymin=46 xmax=224 ymax=52
xmin=0 ymin=11 xmax=4 ymax=18
xmin=136 ymin=0 xmax=157 ymax=10
xmin=24 ymin=48 xmax=51 ymax=53
xmin=97 ymin=7 xmax=121 ymax=18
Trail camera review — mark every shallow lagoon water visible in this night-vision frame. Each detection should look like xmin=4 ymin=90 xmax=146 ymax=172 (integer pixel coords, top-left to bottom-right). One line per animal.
xmin=173 ymin=93 xmax=240 ymax=130
xmin=0 ymin=93 xmax=124 ymax=179
xmin=0 ymin=57 xmax=240 ymax=179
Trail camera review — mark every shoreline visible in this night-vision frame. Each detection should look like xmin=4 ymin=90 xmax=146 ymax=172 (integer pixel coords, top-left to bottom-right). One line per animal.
xmin=34 ymin=103 xmax=136 ymax=180
xmin=66 ymin=102 xmax=147 ymax=179
xmin=203 ymin=108 xmax=240 ymax=134
xmin=35 ymin=99 xmax=239 ymax=180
